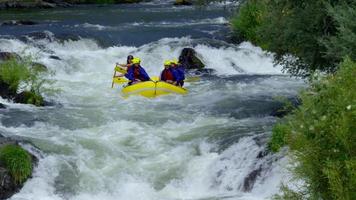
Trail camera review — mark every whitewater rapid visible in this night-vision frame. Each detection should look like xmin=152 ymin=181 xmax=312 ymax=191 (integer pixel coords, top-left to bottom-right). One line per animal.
xmin=0 ymin=34 xmax=304 ymax=200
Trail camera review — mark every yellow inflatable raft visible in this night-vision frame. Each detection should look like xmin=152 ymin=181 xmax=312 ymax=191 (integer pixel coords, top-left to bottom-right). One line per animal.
xmin=113 ymin=76 xmax=188 ymax=98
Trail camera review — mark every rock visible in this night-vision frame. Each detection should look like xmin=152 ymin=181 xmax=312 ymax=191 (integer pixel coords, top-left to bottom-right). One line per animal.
xmin=0 ymin=1 xmax=56 ymax=9
xmin=0 ymin=103 xmax=5 ymax=109
xmin=270 ymin=97 xmax=301 ymax=118
xmin=0 ymin=135 xmax=38 ymax=200
xmin=174 ymin=0 xmax=193 ymax=6
xmin=242 ymin=166 xmax=262 ymax=192
xmin=1 ymin=20 xmax=38 ymax=26
xmin=0 ymin=80 xmax=16 ymax=100
xmin=23 ymin=31 xmax=54 ymax=41
xmin=0 ymin=52 xmax=20 ymax=62
xmin=49 ymin=55 xmax=61 ymax=60
xmin=14 ymin=91 xmax=44 ymax=106
xmin=178 ymin=48 xmax=205 ymax=69
xmin=0 ymin=167 xmax=17 ymax=200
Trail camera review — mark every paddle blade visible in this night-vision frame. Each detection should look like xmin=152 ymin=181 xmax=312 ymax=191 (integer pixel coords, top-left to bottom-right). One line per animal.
xmin=185 ymin=76 xmax=200 ymax=82
xmin=115 ymin=66 xmax=127 ymax=74
xmin=113 ymin=77 xmax=129 ymax=84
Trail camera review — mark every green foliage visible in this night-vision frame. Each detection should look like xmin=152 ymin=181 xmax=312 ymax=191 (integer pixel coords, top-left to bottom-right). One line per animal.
xmin=0 ymin=58 xmax=30 ymax=91
xmin=270 ymin=58 xmax=356 ymax=199
xmin=0 ymin=145 xmax=32 ymax=185
xmin=231 ymin=0 xmax=267 ymax=47
xmin=268 ymin=123 xmax=289 ymax=152
xmin=231 ymin=0 xmax=356 ymax=76
xmin=272 ymin=184 xmax=305 ymax=200
xmin=322 ymin=2 xmax=356 ymax=65
xmin=0 ymin=57 xmax=56 ymax=106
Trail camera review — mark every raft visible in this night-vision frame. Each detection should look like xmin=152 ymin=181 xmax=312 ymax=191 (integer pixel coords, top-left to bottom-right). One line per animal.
xmin=114 ymin=76 xmax=188 ymax=98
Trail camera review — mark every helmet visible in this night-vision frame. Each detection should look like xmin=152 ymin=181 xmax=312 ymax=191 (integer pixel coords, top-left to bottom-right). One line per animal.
xmin=132 ymin=57 xmax=141 ymax=64
xmin=171 ymin=58 xmax=179 ymax=65
xmin=164 ymin=60 xmax=171 ymax=66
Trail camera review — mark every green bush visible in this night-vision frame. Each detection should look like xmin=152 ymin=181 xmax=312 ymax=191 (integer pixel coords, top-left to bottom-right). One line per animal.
xmin=268 ymin=123 xmax=289 ymax=152
xmin=270 ymin=58 xmax=356 ymax=199
xmin=0 ymin=145 xmax=33 ymax=184
xmin=231 ymin=0 xmax=356 ymax=77
xmin=0 ymin=58 xmax=30 ymax=91
xmin=231 ymin=0 xmax=267 ymax=47
xmin=0 ymin=58 xmax=55 ymax=106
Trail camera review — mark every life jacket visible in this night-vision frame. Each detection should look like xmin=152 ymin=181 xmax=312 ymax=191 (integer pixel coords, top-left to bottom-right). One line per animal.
xmin=133 ymin=66 xmax=141 ymax=80
xmin=161 ymin=68 xmax=175 ymax=81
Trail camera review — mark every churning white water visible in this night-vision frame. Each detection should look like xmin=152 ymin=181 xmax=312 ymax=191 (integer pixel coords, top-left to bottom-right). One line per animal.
xmin=0 ymin=34 xmax=303 ymax=200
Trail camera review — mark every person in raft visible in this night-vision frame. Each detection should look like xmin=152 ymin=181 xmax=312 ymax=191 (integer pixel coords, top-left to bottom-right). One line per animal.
xmin=125 ymin=57 xmax=150 ymax=85
xmin=115 ymin=55 xmax=134 ymax=77
xmin=171 ymin=58 xmax=185 ymax=87
xmin=160 ymin=60 xmax=179 ymax=85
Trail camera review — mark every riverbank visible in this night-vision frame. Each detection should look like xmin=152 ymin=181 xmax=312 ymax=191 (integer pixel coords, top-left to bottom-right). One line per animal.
xmin=0 ymin=0 xmax=144 ymax=9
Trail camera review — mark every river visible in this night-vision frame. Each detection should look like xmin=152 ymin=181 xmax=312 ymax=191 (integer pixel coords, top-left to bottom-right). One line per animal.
xmin=0 ymin=1 xmax=304 ymax=200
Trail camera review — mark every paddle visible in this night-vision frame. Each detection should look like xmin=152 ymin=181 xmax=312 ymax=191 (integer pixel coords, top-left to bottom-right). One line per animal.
xmin=111 ymin=64 xmax=128 ymax=88
xmin=185 ymin=76 xmax=200 ymax=82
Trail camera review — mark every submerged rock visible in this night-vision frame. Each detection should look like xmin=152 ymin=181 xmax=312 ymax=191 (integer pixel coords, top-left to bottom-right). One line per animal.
xmin=1 ymin=20 xmax=38 ymax=26
xmin=178 ymin=48 xmax=205 ymax=69
xmin=0 ymin=135 xmax=38 ymax=200
xmin=0 ymin=103 xmax=5 ymax=109
xmin=174 ymin=0 xmax=193 ymax=6
xmin=49 ymin=55 xmax=61 ymax=60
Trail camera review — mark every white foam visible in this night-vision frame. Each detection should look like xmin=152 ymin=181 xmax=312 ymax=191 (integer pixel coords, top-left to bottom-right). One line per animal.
xmin=0 ymin=35 xmax=301 ymax=200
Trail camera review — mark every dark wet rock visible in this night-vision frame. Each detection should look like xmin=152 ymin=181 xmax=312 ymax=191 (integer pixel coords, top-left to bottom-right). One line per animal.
xmin=174 ymin=0 xmax=193 ymax=6
xmin=22 ymin=31 xmax=54 ymax=42
xmin=56 ymin=33 xmax=81 ymax=41
xmin=0 ymin=52 xmax=20 ymax=62
xmin=270 ymin=97 xmax=301 ymax=118
xmin=14 ymin=91 xmax=45 ymax=106
xmin=1 ymin=20 xmax=38 ymax=26
xmin=0 ymin=103 xmax=5 ymax=109
xmin=256 ymin=150 xmax=269 ymax=159
xmin=178 ymin=48 xmax=205 ymax=69
xmin=0 ymin=80 xmax=16 ymax=100
xmin=243 ymin=166 xmax=262 ymax=192
xmin=49 ymin=55 xmax=61 ymax=60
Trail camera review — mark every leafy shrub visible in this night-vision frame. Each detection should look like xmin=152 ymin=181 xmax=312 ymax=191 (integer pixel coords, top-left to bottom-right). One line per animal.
xmin=0 ymin=58 xmax=30 ymax=91
xmin=0 ymin=57 xmax=55 ymax=106
xmin=231 ymin=0 xmax=267 ymax=47
xmin=231 ymin=0 xmax=356 ymax=77
xmin=0 ymin=145 xmax=33 ymax=184
xmin=270 ymin=58 xmax=356 ymax=199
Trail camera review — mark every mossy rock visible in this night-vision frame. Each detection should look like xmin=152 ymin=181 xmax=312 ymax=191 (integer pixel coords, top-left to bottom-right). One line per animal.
xmin=14 ymin=91 xmax=44 ymax=106
xmin=178 ymin=48 xmax=205 ymax=69
xmin=0 ymin=144 xmax=32 ymax=185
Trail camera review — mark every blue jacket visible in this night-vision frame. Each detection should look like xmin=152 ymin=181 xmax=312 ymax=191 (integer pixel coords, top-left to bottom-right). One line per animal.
xmin=160 ymin=68 xmax=179 ymax=81
xmin=125 ymin=65 xmax=150 ymax=81
xmin=175 ymin=65 xmax=185 ymax=81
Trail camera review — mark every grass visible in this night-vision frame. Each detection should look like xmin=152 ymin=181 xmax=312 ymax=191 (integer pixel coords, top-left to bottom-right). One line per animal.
xmin=269 ymin=57 xmax=356 ymax=199
xmin=0 ymin=144 xmax=33 ymax=184
xmin=0 ymin=58 xmax=30 ymax=91
xmin=0 ymin=57 xmax=55 ymax=106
